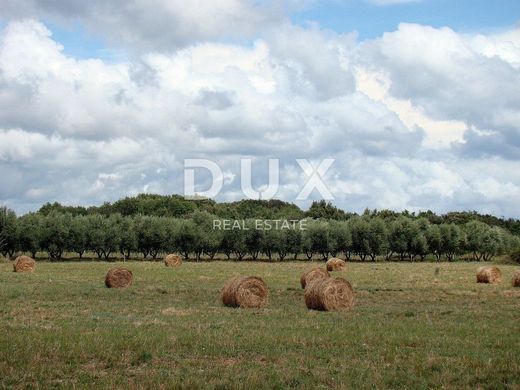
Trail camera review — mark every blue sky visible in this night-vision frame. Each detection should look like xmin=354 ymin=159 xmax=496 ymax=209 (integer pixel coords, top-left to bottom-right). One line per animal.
xmin=293 ymin=0 xmax=520 ymax=39
xmin=6 ymin=0 xmax=520 ymax=59
xmin=45 ymin=22 xmax=112 ymax=59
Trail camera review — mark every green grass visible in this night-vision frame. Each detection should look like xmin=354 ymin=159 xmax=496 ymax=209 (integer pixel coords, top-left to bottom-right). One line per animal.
xmin=1 ymin=261 xmax=519 ymax=389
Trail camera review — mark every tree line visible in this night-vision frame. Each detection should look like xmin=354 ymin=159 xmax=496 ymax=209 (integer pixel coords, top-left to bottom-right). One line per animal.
xmin=1 ymin=207 xmax=519 ymax=262
xmin=37 ymin=195 xmax=520 ymax=235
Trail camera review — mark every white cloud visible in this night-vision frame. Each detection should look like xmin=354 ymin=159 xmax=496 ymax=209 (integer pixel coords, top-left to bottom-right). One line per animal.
xmin=0 ymin=0 xmax=287 ymax=51
xmin=360 ymin=23 xmax=520 ymax=159
xmin=0 ymin=19 xmax=520 ymax=217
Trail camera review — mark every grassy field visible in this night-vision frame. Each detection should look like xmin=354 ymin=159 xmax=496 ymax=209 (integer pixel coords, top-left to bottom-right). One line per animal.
xmin=0 ymin=261 xmax=519 ymax=389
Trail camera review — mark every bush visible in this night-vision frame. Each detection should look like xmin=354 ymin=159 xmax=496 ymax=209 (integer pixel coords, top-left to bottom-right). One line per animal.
xmin=509 ymin=248 xmax=520 ymax=264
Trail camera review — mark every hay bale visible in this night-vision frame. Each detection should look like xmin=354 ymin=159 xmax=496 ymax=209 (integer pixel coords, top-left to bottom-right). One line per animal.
xmin=476 ymin=266 xmax=502 ymax=284
xmin=300 ymin=267 xmax=330 ymax=289
xmin=221 ymin=276 xmax=268 ymax=308
xmin=305 ymin=277 xmax=355 ymax=311
xmin=164 ymin=254 xmax=182 ymax=267
xmin=105 ymin=267 xmax=133 ymax=288
xmin=512 ymin=270 xmax=520 ymax=288
xmin=326 ymin=257 xmax=346 ymax=272
xmin=13 ymin=256 xmax=35 ymax=273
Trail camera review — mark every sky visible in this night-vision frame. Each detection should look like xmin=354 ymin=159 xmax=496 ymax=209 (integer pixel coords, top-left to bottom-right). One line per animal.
xmin=0 ymin=0 xmax=519 ymax=217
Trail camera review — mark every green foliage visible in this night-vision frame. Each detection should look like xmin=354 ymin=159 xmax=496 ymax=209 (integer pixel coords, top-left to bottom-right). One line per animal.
xmin=0 ymin=206 xmax=17 ymax=258
xmin=16 ymin=213 xmax=43 ymax=258
xmin=367 ymin=218 xmax=388 ymax=260
xmin=116 ymin=215 xmax=138 ymax=260
xmin=510 ymin=248 xmax=520 ymax=264
xmin=304 ymin=221 xmax=331 ymax=260
xmin=40 ymin=212 xmax=72 ymax=261
xmin=134 ymin=215 xmax=168 ymax=259
xmin=307 ymin=200 xmax=349 ymax=220
xmin=328 ymin=220 xmax=352 ymax=258
xmin=439 ymin=224 xmax=465 ymax=261
xmin=2 ymin=195 xmax=519 ymax=262
xmin=350 ymin=217 xmax=371 ymax=260
xmin=69 ymin=216 xmax=88 ymax=259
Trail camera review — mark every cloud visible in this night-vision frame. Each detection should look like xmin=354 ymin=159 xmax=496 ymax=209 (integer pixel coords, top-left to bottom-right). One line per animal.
xmin=360 ymin=23 xmax=520 ymax=159
xmin=0 ymin=19 xmax=520 ymax=217
xmin=0 ymin=0 xmax=287 ymax=51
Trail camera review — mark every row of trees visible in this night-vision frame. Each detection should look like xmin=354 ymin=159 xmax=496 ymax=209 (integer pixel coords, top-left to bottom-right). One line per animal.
xmin=37 ymin=196 xmax=520 ymax=235
xmin=1 ymin=207 xmax=518 ymax=262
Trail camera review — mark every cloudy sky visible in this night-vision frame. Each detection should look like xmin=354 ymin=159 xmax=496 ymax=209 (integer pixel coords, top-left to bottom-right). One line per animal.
xmin=1 ymin=0 xmax=520 ymax=217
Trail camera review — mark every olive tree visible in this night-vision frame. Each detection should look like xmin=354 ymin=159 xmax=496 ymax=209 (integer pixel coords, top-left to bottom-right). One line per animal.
xmin=387 ymin=217 xmax=419 ymax=260
xmin=286 ymin=225 xmax=303 ymax=260
xmin=0 ymin=207 xmax=17 ymax=260
xmin=69 ymin=215 xmax=88 ymax=259
xmin=135 ymin=216 xmax=168 ymax=259
xmin=117 ymin=216 xmax=138 ymax=261
xmin=17 ymin=213 xmax=43 ymax=259
xmin=329 ymin=221 xmax=352 ymax=259
xmin=350 ymin=218 xmax=370 ymax=261
xmin=425 ymin=224 xmax=442 ymax=260
xmin=41 ymin=212 xmax=72 ymax=261
xmin=367 ymin=217 xmax=388 ymax=261
xmin=439 ymin=223 xmax=464 ymax=261
xmin=303 ymin=221 xmax=331 ymax=260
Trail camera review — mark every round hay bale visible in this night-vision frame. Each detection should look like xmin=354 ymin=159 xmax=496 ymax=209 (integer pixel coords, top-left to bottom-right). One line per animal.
xmin=300 ymin=267 xmax=330 ymax=289
xmin=476 ymin=266 xmax=502 ymax=284
xmin=304 ymin=277 xmax=355 ymax=311
xmin=221 ymin=276 xmax=268 ymax=308
xmin=13 ymin=255 xmax=35 ymax=273
xmin=164 ymin=254 xmax=182 ymax=267
xmin=105 ymin=267 xmax=133 ymax=288
xmin=326 ymin=257 xmax=346 ymax=272
xmin=512 ymin=270 xmax=520 ymax=288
